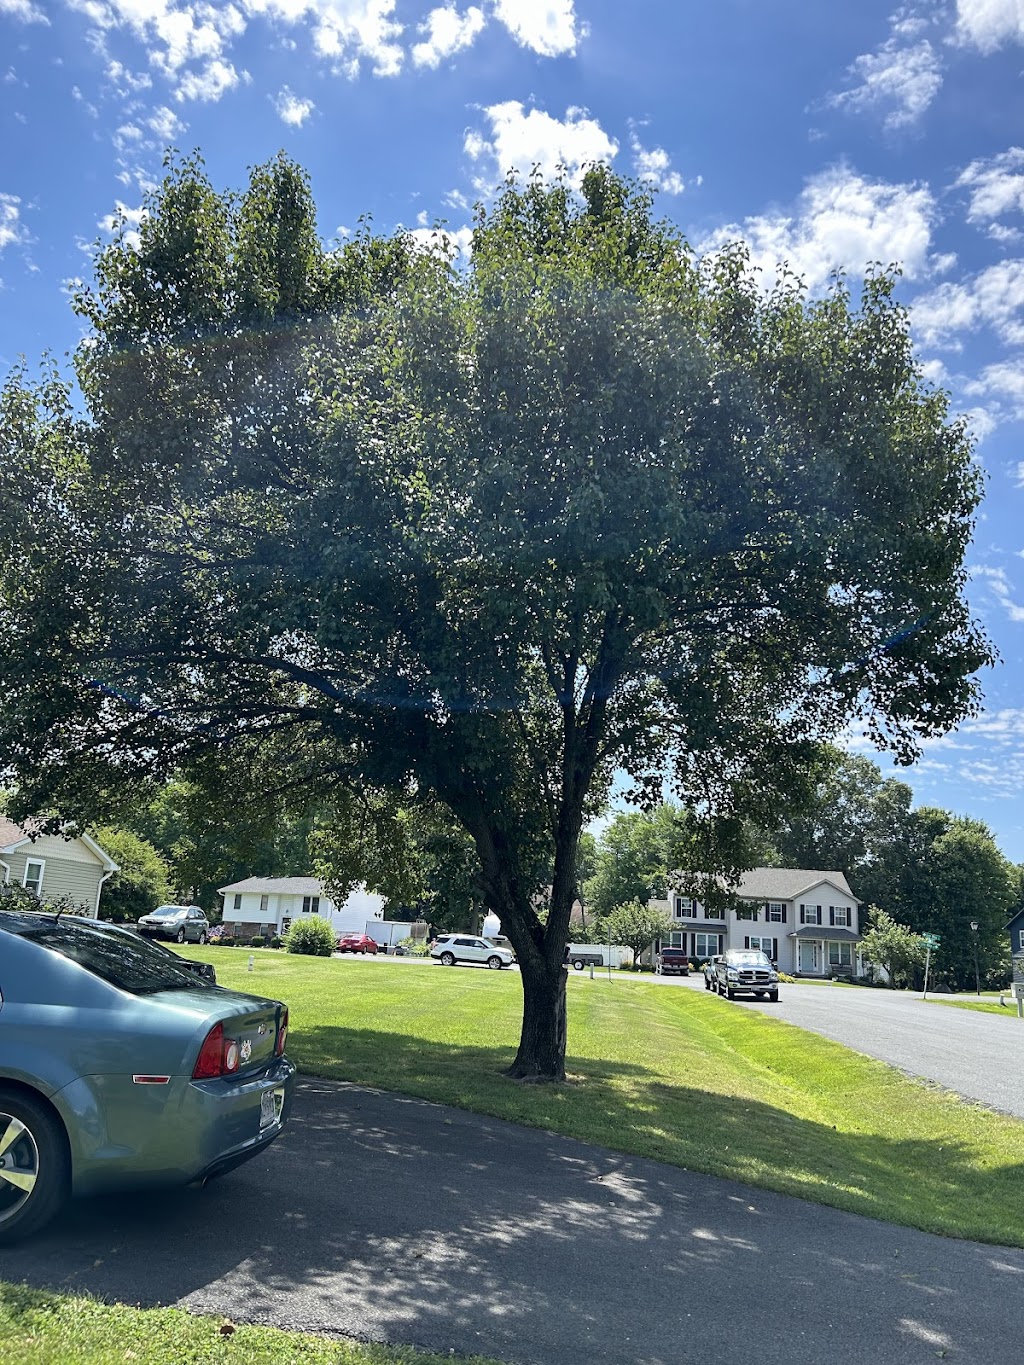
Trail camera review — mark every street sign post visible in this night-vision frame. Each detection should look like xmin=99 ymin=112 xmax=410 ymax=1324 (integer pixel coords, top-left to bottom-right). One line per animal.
xmin=921 ymin=933 xmax=940 ymax=999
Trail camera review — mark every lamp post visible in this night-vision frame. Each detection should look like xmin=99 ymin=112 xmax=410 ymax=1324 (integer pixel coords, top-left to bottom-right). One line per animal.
xmin=970 ymin=920 xmax=981 ymax=996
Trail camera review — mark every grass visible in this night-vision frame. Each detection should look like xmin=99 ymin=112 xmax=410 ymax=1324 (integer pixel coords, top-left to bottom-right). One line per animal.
xmin=0 ymin=1283 xmax=501 ymax=1365
xmin=185 ymin=948 xmax=1024 ymax=1246
xmin=925 ymin=996 xmax=1024 ymax=1018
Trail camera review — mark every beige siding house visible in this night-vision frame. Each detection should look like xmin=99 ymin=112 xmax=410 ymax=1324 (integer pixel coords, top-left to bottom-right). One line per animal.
xmin=0 ymin=817 xmax=119 ymax=915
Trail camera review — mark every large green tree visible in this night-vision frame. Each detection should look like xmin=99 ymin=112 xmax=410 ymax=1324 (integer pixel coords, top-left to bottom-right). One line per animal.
xmin=0 ymin=155 xmax=991 ymax=1079
xmin=92 ymin=826 xmax=174 ymax=922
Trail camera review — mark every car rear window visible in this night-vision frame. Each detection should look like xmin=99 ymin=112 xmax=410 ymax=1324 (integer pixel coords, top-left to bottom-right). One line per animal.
xmin=20 ymin=919 xmax=216 ymax=994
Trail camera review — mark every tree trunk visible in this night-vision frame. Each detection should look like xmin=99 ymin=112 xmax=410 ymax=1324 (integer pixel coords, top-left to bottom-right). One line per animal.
xmin=506 ymin=953 xmax=568 ymax=1082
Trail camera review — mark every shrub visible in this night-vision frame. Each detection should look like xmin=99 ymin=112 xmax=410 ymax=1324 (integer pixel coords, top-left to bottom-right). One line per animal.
xmin=250 ymin=935 xmax=266 ymax=948
xmin=285 ymin=916 xmax=337 ymax=957
xmin=270 ymin=936 xmax=282 ymax=949
xmin=217 ymin=935 xmax=236 ymax=947
xmin=778 ymin=972 xmax=796 ymax=983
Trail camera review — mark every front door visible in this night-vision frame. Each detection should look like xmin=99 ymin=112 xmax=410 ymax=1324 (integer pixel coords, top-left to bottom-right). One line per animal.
xmin=798 ymin=939 xmax=820 ymax=974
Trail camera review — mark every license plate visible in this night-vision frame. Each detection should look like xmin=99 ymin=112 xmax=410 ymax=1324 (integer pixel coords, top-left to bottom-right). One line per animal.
xmin=260 ymin=1088 xmax=284 ymax=1129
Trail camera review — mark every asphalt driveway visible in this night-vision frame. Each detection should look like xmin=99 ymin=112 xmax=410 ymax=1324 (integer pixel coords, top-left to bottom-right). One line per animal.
xmin=667 ymin=974 xmax=1024 ymax=1117
xmin=4 ymin=1078 xmax=1021 ymax=1364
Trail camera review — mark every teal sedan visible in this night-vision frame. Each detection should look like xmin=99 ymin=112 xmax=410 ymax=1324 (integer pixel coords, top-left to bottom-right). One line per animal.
xmin=0 ymin=910 xmax=295 ymax=1243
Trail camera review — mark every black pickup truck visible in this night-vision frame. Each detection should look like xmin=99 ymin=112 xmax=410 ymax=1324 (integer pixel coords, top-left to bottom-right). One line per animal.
xmin=655 ymin=947 xmax=690 ymax=976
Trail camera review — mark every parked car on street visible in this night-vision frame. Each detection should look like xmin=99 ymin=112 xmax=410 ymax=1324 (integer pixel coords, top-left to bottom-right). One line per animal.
xmin=336 ymin=933 xmax=378 ymax=954
xmin=0 ymin=909 xmax=295 ymax=1244
xmin=713 ymin=949 xmax=779 ymax=1001
xmin=137 ymin=904 xmax=210 ymax=944
xmin=430 ymin=935 xmax=514 ymax=969
xmin=702 ymin=956 xmax=723 ymax=989
xmin=655 ymin=947 xmax=690 ymax=976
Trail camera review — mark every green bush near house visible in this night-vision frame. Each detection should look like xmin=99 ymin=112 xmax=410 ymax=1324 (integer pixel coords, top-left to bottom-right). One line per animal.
xmin=285 ymin=916 xmax=337 ymax=957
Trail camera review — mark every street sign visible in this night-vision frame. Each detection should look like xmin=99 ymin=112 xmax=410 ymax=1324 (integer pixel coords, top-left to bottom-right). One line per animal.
xmin=922 ymin=933 xmax=941 ymax=949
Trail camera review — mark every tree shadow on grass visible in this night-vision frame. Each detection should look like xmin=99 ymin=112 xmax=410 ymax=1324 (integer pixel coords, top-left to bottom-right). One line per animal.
xmin=2 ymin=1030 xmax=1023 ymax=1365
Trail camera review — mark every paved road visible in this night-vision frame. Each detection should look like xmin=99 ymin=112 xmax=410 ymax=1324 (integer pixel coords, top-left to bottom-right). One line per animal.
xmin=4 ymin=1079 xmax=1021 ymax=1365
xmin=664 ymin=974 xmax=1024 ymax=1117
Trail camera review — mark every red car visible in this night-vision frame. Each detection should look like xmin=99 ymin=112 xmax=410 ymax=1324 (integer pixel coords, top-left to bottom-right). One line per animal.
xmin=336 ymin=933 xmax=379 ymax=954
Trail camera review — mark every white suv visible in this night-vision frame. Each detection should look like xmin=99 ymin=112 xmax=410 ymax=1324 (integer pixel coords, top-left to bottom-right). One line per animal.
xmin=430 ymin=935 xmax=514 ymax=969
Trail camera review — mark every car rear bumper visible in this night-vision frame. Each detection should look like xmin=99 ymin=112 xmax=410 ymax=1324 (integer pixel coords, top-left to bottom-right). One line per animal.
xmin=55 ymin=1056 xmax=297 ymax=1196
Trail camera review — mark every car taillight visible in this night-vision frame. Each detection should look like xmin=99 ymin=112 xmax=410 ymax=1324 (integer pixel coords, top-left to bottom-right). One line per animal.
xmin=276 ymin=1007 xmax=289 ymax=1056
xmin=192 ymin=1022 xmax=240 ymax=1079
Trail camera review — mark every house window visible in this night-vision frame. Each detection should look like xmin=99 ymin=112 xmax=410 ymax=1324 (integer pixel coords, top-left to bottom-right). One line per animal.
xmin=668 ymin=932 xmax=685 ymax=948
xmin=260 ymin=894 xmax=269 ymax=912
xmin=831 ymin=906 xmax=850 ymax=927
xmin=1018 ymin=930 xmax=1024 ymax=951
xmin=828 ymin=942 xmax=853 ymax=970
xmin=800 ymin=904 xmax=822 ymax=926
xmin=767 ymin=902 xmax=785 ymax=922
xmin=748 ymin=935 xmax=775 ymax=958
xmin=673 ymin=896 xmax=695 ymax=917
xmin=704 ymin=906 xmax=723 ymax=920
xmin=302 ymin=895 xmax=320 ymax=914
xmin=736 ymin=903 xmax=758 ymax=921
xmin=233 ymin=893 xmax=242 ymax=910
xmin=695 ymin=933 xmax=721 ymax=957
xmin=23 ymin=859 xmax=44 ymax=895
xmin=281 ymin=917 xmax=292 ymax=933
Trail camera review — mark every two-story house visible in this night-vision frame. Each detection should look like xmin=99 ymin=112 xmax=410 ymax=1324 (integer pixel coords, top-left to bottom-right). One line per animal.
xmin=650 ymin=867 xmax=862 ymax=977
xmin=0 ymin=816 xmax=119 ymax=914
xmin=217 ymin=876 xmax=386 ymax=940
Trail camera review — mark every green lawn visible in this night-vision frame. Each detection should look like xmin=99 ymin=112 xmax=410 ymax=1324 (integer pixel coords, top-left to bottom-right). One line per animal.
xmin=0 ymin=1283 xmax=500 ymax=1365
xmin=924 ymin=996 xmax=1024 ymax=1018
xmin=187 ymin=949 xmax=1024 ymax=1246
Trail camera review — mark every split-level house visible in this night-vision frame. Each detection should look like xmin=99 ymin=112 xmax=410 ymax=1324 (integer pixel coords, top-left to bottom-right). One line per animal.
xmin=0 ymin=816 xmax=119 ymax=915
xmin=217 ymin=876 xmax=386 ymax=940
xmin=650 ymin=867 xmax=862 ymax=977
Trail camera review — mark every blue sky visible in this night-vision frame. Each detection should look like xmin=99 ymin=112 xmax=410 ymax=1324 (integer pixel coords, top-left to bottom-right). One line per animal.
xmin=3 ymin=0 xmax=1024 ymax=859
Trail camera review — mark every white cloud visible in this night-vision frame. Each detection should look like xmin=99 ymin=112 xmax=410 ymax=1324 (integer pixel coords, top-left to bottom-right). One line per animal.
xmin=956 ymin=0 xmax=1024 ymax=52
xmin=407 ymin=222 xmax=474 ymax=259
xmin=956 ymin=147 xmax=1024 ymax=226
xmin=0 ymin=193 xmax=27 ymax=252
xmin=630 ymin=134 xmax=686 ymax=195
xmin=912 ymin=260 xmax=1024 ymax=348
xmin=273 ymin=86 xmax=315 ymax=125
xmin=241 ymin=0 xmax=404 ymax=78
xmin=971 ymin=565 xmax=1024 ymax=622
xmin=699 ymin=165 xmax=937 ymax=293
xmin=493 ymin=0 xmax=578 ymax=56
xmin=174 ymin=57 xmax=240 ymax=102
xmin=105 ymin=58 xmax=152 ymax=93
xmin=412 ymin=4 xmax=485 ymax=67
xmin=829 ymin=18 xmax=942 ymax=130
xmin=465 ymin=101 xmax=617 ymax=188
xmin=0 ymin=0 xmax=49 ymax=23
xmin=147 ymin=104 xmax=185 ymax=141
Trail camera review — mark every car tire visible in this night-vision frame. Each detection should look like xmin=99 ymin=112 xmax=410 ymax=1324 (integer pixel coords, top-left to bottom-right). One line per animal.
xmin=0 ymin=1088 xmax=70 ymax=1246
xmin=487 ymin=956 xmax=502 ymax=970
xmin=572 ymin=959 xmax=585 ymax=971
xmin=440 ymin=951 xmax=456 ymax=967
xmin=198 ymin=932 xmax=207 ymax=945
xmin=769 ymin=990 xmax=779 ymax=1002
xmin=175 ymin=928 xmax=186 ymax=944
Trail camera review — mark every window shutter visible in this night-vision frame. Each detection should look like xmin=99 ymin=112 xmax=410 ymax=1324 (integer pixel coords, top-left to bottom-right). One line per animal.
xmin=781 ymin=905 xmax=787 ymax=923
xmin=829 ymin=907 xmax=835 ymax=926
xmin=744 ymin=936 xmax=750 ymax=949
xmin=800 ymin=904 xmax=806 ymax=924
xmin=772 ymin=938 xmax=778 ymax=961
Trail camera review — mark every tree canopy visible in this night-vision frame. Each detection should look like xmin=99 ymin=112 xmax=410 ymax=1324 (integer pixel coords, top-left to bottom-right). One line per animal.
xmin=0 ymin=153 xmax=992 ymax=1078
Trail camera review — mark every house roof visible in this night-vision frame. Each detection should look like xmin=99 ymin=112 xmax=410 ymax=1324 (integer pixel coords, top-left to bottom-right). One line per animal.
xmin=735 ymin=867 xmax=857 ymax=903
xmin=1005 ymin=908 xmax=1024 ymax=930
xmin=219 ymin=875 xmax=325 ymax=897
xmin=0 ymin=816 xmax=118 ymax=872
xmin=787 ymin=926 xmax=862 ymax=942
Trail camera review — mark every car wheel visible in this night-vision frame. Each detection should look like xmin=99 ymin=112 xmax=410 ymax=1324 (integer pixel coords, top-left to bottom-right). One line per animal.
xmin=572 ymin=959 xmax=585 ymax=971
xmin=0 ymin=1088 xmax=70 ymax=1246
xmin=198 ymin=932 xmax=207 ymax=945
xmin=487 ymin=956 xmax=502 ymax=970
xmin=440 ymin=951 xmax=456 ymax=967
xmin=175 ymin=928 xmax=186 ymax=944
xmin=769 ymin=990 xmax=779 ymax=1002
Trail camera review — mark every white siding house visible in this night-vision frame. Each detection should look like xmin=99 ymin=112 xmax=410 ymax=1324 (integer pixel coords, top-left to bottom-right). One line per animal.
xmin=217 ymin=876 xmax=386 ymax=939
xmin=649 ymin=868 xmax=862 ymax=976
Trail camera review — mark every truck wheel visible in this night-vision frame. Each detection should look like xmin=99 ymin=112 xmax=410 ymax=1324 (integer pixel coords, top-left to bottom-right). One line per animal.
xmin=0 ymin=1088 xmax=70 ymax=1245
xmin=726 ymin=986 xmax=735 ymax=1000
xmin=769 ymin=990 xmax=779 ymax=1002
xmin=572 ymin=959 xmax=585 ymax=970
